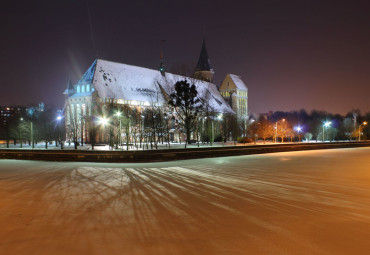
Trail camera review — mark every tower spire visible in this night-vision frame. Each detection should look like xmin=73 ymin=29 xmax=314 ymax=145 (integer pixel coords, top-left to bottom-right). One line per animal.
xmin=159 ymin=40 xmax=166 ymax=76
xmin=194 ymin=38 xmax=214 ymax=82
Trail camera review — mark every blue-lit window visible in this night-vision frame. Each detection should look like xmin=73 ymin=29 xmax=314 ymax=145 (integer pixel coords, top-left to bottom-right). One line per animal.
xmin=76 ymin=85 xmax=80 ymax=93
xmin=86 ymin=84 xmax=90 ymax=92
xmin=81 ymin=85 xmax=85 ymax=93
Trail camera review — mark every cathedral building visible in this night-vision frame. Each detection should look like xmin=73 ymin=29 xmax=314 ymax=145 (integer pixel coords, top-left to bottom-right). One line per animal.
xmin=63 ymin=39 xmax=248 ymax=144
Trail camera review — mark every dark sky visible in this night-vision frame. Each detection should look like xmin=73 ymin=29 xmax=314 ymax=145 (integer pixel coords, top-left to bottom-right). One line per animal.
xmin=1 ymin=0 xmax=370 ymax=114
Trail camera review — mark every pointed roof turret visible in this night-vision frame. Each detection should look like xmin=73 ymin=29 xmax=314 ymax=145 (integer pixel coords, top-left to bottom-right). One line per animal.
xmin=77 ymin=59 xmax=97 ymax=85
xmin=63 ymin=78 xmax=75 ymax=95
xmin=68 ymin=78 xmax=73 ymax=90
xmin=195 ymin=38 xmax=214 ymax=73
xmin=159 ymin=40 xmax=166 ymax=76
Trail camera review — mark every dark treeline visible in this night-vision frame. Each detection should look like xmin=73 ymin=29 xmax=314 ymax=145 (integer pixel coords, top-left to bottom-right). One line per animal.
xmin=247 ymin=109 xmax=369 ymax=143
xmin=1 ymin=103 xmax=369 ymax=148
xmin=0 ymin=103 xmax=64 ymax=148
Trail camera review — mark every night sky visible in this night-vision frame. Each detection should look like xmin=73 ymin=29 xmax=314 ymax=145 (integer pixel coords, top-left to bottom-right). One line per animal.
xmin=1 ymin=0 xmax=369 ymax=114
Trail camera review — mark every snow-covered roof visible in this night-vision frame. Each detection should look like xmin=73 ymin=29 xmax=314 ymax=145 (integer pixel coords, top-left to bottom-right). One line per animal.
xmin=77 ymin=60 xmax=97 ymax=85
xmin=229 ymin=74 xmax=247 ymax=91
xmin=71 ymin=59 xmax=233 ymax=113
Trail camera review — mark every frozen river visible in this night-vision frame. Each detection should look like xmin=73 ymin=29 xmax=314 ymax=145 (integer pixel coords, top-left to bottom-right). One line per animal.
xmin=1 ymin=148 xmax=370 ymax=254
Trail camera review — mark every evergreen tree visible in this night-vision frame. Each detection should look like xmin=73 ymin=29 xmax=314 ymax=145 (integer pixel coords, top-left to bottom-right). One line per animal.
xmin=168 ymin=80 xmax=202 ymax=146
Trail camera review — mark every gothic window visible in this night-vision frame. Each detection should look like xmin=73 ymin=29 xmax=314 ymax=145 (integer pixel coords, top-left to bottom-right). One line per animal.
xmin=76 ymin=85 xmax=80 ymax=93
xmin=86 ymin=84 xmax=90 ymax=92
xmin=81 ymin=85 xmax=85 ymax=93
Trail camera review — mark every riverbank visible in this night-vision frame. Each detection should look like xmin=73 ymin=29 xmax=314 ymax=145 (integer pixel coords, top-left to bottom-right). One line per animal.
xmin=1 ymin=141 xmax=369 ymax=162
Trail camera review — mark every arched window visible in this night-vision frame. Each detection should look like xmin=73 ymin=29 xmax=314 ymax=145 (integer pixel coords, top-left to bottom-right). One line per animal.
xmin=76 ymin=85 xmax=80 ymax=93
xmin=81 ymin=85 xmax=85 ymax=93
xmin=86 ymin=84 xmax=90 ymax=92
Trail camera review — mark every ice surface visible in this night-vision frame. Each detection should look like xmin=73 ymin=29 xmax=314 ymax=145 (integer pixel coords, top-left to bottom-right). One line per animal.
xmin=1 ymin=148 xmax=370 ymax=254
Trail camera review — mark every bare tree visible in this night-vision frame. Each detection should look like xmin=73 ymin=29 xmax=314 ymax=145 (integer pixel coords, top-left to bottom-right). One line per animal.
xmin=277 ymin=120 xmax=292 ymax=143
xmin=257 ymin=117 xmax=273 ymax=143
xmin=65 ymin=102 xmax=80 ymax=149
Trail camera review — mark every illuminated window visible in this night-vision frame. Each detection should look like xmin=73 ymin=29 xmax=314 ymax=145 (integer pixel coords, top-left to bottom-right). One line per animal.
xmin=76 ymin=85 xmax=80 ymax=93
xmin=81 ymin=85 xmax=85 ymax=93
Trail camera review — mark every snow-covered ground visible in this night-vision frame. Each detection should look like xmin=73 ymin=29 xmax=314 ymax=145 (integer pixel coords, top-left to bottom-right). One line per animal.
xmin=0 ymin=140 xmax=351 ymax=150
xmin=1 ymin=148 xmax=370 ymax=254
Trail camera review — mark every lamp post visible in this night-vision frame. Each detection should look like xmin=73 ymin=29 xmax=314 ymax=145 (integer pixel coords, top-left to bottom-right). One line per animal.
xmin=323 ymin=121 xmax=331 ymax=142
xmin=244 ymin=117 xmax=247 ymax=137
xmin=115 ymin=111 xmax=122 ymax=149
xmin=19 ymin=117 xmax=23 ymax=148
xmin=295 ymin=125 xmax=302 ymax=142
xmin=217 ymin=114 xmax=224 ymax=146
xmin=164 ymin=114 xmax=170 ymax=149
xmin=359 ymin=121 xmax=368 ymax=141
xmin=30 ymin=121 xmax=34 ymax=149
xmin=211 ymin=118 xmax=214 ymax=146
xmin=141 ymin=115 xmax=145 ymax=149
xmin=56 ymin=115 xmax=63 ymax=149
xmin=80 ymin=116 xmax=84 ymax=146
xmin=274 ymin=118 xmax=285 ymax=143
xmin=202 ymin=116 xmax=207 ymax=145
xmin=98 ymin=116 xmax=108 ymax=146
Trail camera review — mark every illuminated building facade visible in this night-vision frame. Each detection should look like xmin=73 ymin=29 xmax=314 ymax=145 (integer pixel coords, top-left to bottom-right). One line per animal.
xmin=63 ymin=41 xmax=248 ymax=144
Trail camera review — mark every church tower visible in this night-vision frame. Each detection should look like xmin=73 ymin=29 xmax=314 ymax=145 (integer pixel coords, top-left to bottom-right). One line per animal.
xmin=159 ymin=50 xmax=165 ymax=76
xmin=219 ymin=74 xmax=248 ymax=118
xmin=159 ymin=40 xmax=165 ymax=76
xmin=194 ymin=38 xmax=214 ymax=83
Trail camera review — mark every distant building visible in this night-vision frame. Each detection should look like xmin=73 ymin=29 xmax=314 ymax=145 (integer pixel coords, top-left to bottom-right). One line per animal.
xmin=0 ymin=106 xmax=25 ymax=126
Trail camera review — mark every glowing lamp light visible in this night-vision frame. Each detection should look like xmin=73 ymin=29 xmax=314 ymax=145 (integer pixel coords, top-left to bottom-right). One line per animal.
xmin=324 ymin=121 xmax=332 ymax=128
xmin=98 ymin=117 xmax=109 ymax=126
xmin=217 ymin=114 xmax=223 ymax=120
xmin=295 ymin=126 xmax=302 ymax=132
xmin=115 ymin=111 xmax=122 ymax=117
xmin=56 ymin=116 xmax=62 ymax=121
xmin=363 ymin=121 xmax=368 ymax=125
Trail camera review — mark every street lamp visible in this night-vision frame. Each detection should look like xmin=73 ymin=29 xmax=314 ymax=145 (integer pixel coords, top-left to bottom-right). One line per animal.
xmin=275 ymin=118 xmax=285 ymax=143
xmin=98 ymin=116 xmax=109 ymax=145
xmin=217 ymin=114 xmax=224 ymax=146
xmin=359 ymin=121 xmax=368 ymax=141
xmin=244 ymin=117 xmax=247 ymax=137
xmin=19 ymin=118 xmax=24 ymax=148
xmin=141 ymin=115 xmax=145 ymax=149
xmin=115 ymin=111 xmax=122 ymax=148
xmin=164 ymin=114 xmax=170 ymax=149
xmin=323 ymin=121 xmax=332 ymax=142
xmin=98 ymin=116 xmax=109 ymax=126
xmin=294 ymin=125 xmax=302 ymax=142
xmin=56 ymin=115 xmax=63 ymax=149
xmin=211 ymin=118 xmax=214 ymax=146
xmin=30 ymin=121 xmax=34 ymax=149
xmin=202 ymin=116 xmax=207 ymax=145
